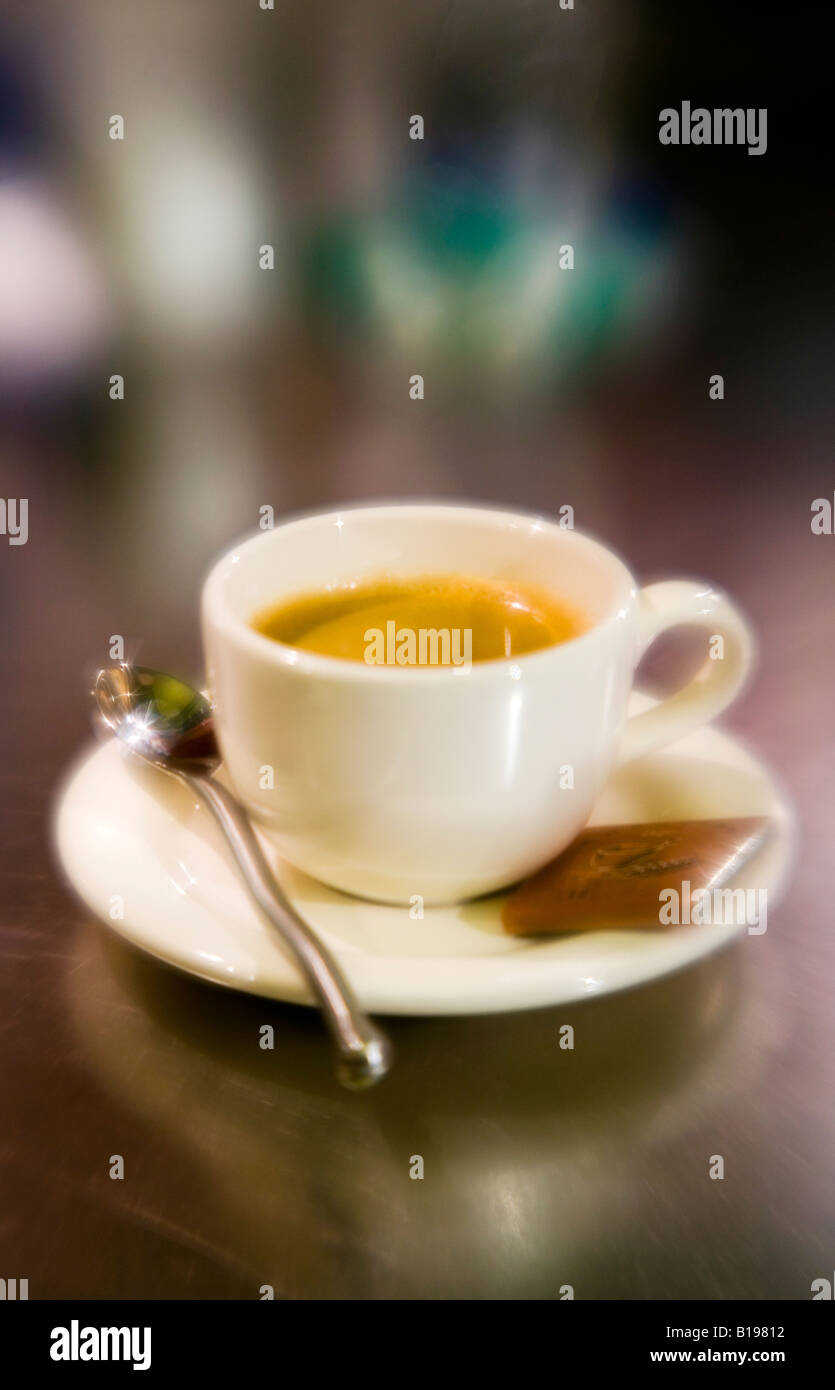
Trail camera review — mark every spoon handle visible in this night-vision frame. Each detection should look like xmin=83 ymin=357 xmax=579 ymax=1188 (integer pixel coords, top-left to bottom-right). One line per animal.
xmin=187 ymin=774 xmax=393 ymax=1088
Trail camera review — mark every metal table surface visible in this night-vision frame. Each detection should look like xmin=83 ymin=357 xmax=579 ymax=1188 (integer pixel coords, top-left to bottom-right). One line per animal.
xmin=1 ymin=377 xmax=832 ymax=1299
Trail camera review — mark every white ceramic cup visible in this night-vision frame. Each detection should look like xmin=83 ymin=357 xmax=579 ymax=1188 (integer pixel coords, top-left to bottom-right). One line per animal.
xmin=202 ymin=502 xmax=754 ymax=905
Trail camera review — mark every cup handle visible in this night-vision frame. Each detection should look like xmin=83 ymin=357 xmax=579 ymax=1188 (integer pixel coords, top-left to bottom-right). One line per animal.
xmin=616 ymin=580 xmax=754 ymax=767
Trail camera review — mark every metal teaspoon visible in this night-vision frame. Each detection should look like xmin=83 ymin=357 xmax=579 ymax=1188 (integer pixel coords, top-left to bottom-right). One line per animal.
xmin=93 ymin=663 xmax=393 ymax=1088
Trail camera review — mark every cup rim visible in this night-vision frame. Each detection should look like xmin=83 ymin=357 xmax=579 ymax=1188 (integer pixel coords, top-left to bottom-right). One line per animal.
xmin=201 ymin=499 xmax=638 ymax=684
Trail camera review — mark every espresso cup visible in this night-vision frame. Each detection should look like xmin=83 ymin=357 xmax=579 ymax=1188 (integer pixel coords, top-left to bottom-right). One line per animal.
xmin=202 ymin=502 xmax=754 ymax=904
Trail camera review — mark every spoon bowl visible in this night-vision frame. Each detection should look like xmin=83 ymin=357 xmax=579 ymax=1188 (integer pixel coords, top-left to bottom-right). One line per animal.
xmin=95 ymin=665 xmax=220 ymax=774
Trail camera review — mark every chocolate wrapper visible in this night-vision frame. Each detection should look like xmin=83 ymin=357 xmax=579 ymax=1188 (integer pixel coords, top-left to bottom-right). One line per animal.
xmin=502 ymin=817 xmax=772 ymax=936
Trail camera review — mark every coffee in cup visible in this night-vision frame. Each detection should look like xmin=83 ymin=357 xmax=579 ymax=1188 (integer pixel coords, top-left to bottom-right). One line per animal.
xmin=251 ymin=573 xmax=587 ymax=666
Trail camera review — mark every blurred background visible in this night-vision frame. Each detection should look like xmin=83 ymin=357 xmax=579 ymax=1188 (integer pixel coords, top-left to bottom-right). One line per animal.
xmin=1 ymin=0 xmax=833 ymax=1298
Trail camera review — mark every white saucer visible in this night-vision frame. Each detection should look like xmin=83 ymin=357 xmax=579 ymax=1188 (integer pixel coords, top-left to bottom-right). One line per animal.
xmin=53 ymin=695 xmax=794 ymax=1016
